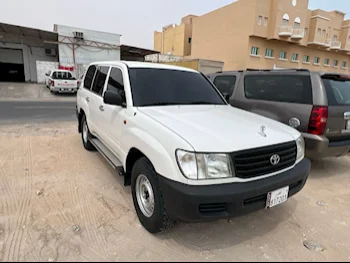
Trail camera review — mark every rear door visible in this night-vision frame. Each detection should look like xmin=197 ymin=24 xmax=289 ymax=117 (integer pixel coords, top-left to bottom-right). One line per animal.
xmin=322 ymin=75 xmax=350 ymax=141
xmin=233 ymin=72 xmax=314 ymax=132
xmin=54 ymin=71 xmax=77 ymax=89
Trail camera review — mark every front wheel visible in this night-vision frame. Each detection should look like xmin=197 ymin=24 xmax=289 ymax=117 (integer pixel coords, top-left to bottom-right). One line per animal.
xmin=81 ymin=115 xmax=95 ymax=151
xmin=131 ymin=157 xmax=174 ymax=233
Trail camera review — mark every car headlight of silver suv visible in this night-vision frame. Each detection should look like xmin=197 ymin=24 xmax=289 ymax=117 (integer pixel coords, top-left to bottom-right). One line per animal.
xmin=176 ymin=149 xmax=235 ymax=180
xmin=296 ymin=135 xmax=305 ymax=161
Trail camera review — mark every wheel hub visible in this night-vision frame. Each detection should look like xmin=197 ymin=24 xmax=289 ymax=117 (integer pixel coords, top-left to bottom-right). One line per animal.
xmin=136 ymin=174 xmax=155 ymax=218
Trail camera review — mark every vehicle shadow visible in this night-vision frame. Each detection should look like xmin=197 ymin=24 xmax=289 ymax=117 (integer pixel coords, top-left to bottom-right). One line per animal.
xmin=156 ymin=197 xmax=298 ymax=251
xmin=309 ymin=156 xmax=350 ymax=178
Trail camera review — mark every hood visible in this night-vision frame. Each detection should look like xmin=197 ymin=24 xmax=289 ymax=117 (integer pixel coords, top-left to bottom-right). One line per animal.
xmin=138 ymin=105 xmax=300 ymax=152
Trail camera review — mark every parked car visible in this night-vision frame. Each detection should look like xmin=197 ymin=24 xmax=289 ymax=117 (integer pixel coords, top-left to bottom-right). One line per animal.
xmin=207 ymin=69 xmax=350 ymax=159
xmin=76 ymin=61 xmax=310 ymax=233
xmin=45 ymin=69 xmax=80 ymax=94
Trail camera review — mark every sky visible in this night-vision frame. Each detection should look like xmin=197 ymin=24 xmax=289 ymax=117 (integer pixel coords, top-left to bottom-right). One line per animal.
xmin=0 ymin=0 xmax=349 ymax=50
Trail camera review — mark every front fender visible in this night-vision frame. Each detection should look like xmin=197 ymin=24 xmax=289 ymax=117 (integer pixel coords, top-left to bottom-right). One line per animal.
xmin=121 ymin=127 xmax=189 ymax=185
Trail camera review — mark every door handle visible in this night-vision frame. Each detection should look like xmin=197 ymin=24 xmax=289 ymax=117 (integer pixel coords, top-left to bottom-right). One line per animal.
xmin=99 ymin=105 xmax=104 ymax=111
xmin=86 ymin=97 xmax=90 ymax=102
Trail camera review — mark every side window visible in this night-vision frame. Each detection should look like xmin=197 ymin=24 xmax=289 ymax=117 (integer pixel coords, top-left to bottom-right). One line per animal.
xmin=244 ymin=75 xmax=313 ymax=104
xmin=52 ymin=71 xmax=58 ymax=79
xmin=91 ymin=66 xmax=110 ymax=96
xmin=107 ymin=67 xmax=125 ymax=100
xmin=84 ymin=65 xmax=97 ymax=90
xmin=213 ymin=75 xmax=236 ymax=95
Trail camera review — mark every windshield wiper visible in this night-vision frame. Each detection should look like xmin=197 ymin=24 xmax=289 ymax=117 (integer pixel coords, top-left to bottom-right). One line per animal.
xmin=140 ymin=102 xmax=182 ymax=106
xmin=188 ymin=101 xmax=221 ymax=105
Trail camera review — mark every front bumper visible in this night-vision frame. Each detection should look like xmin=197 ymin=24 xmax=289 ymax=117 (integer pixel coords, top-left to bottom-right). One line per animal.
xmin=158 ymin=158 xmax=311 ymax=223
xmin=303 ymin=133 xmax=350 ymax=158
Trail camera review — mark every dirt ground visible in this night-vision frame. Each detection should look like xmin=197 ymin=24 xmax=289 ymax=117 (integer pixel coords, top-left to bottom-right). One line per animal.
xmin=0 ymin=121 xmax=349 ymax=262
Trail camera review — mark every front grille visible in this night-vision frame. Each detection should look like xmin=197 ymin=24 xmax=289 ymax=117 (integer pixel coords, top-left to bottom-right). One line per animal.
xmin=231 ymin=141 xmax=297 ymax=179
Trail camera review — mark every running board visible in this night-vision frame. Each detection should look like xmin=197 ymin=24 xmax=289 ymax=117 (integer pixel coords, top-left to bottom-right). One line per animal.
xmin=90 ymin=138 xmax=123 ymax=169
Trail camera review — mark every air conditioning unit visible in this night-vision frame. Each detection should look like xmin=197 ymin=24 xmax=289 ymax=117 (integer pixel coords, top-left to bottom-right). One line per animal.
xmin=45 ymin=49 xmax=56 ymax=56
xmin=73 ymin=31 xmax=84 ymax=39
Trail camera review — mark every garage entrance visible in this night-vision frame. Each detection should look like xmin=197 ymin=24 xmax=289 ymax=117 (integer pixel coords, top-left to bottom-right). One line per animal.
xmin=0 ymin=48 xmax=25 ymax=82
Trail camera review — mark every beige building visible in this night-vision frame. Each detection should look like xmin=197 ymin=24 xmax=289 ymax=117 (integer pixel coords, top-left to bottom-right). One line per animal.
xmin=154 ymin=0 xmax=350 ymax=72
xmin=154 ymin=15 xmax=197 ymax=57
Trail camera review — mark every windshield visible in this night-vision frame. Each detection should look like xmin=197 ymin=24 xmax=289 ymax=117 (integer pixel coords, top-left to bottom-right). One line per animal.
xmin=322 ymin=78 xmax=350 ymax=106
xmin=128 ymin=68 xmax=226 ymax=107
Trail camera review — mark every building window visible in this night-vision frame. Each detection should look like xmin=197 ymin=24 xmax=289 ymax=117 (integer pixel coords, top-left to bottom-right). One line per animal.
xmin=282 ymin=14 xmax=290 ymax=27
xmin=314 ymin=57 xmax=320 ymax=64
xmin=265 ymin=49 xmax=274 ymax=58
xmin=303 ymin=55 xmax=310 ymax=63
xmin=333 ymin=35 xmax=337 ymax=41
xmin=317 ymin=28 xmax=321 ymax=36
xmin=258 ymin=16 xmax=262 ymax=25
xmin=342 ymin=61 xmax=347 ymax=68
xmin=279 ymin=51 xmax=287 ymax=60
xmin=188 ymin=37 xmax=192 ymax=44
xmin=264 ymin=17 xmax=268 ymax=26
xmin=322 ymin=29 xmax=326 ymax=37
xmin=324 ymin=58 xmax=330 ymax=65
xmin=293 ymin=17 xmax=301 ymax=29
xmin=333 ymin=60 xmax=339 ymax=67
xmin=291 ymin=53 xmax=299 ymax=61
xmin=304 ymin=28 xmax=308 ymax=37
xmin=251 ymin=46 xmax=259 ymax=56
xmin=348 ymin=36 xmax=350 ymax=44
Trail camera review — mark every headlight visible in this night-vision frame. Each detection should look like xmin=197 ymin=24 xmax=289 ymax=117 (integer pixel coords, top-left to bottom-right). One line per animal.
xmin=296 ymin=135 xmax=305 ymax=161
xmin=176 ymin=149 xmax=234 ymax=180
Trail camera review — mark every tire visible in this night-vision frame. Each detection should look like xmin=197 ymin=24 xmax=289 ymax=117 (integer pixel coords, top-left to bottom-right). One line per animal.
xmin=81 ymin=115 xmax=96 ymax=151
xmin=131 ymin=157 xmax=174 ymax=233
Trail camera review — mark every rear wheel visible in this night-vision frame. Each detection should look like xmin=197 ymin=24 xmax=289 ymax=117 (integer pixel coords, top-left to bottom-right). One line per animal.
xmin=131 ymin=157 xmax=174 ymax=233
xmin=81 ymin=115 xmax=95 ymax=151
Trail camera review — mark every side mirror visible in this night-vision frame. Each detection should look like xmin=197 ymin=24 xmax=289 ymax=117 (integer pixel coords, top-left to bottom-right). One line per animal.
xmin=103 ymin=90 xmax=125 ymax=107
xmin=222 ymin=92 xmax=230 ymax=102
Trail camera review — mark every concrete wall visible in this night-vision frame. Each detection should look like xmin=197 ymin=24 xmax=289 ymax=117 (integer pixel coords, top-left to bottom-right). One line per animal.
xmin=54 ymin=24 xmax=121 ymax=65
xmin=36 ymin=61 xmax=59 ymax=83
xmin=0 ymin=35 xmax=58 ymax=82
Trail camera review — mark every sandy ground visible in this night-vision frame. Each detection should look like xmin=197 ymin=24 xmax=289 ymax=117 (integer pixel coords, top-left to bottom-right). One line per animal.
xmin=0 ymin=122 xmax=350 ymax=262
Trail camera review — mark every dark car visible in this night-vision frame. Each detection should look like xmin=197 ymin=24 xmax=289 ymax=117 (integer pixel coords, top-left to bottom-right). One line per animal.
xmin=207 ymin=69 xmax=350 ymax=159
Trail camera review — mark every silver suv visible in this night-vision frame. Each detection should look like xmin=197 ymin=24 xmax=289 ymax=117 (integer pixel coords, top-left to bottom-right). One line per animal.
xmin=207 ymin=69 xmax=350 ymax=159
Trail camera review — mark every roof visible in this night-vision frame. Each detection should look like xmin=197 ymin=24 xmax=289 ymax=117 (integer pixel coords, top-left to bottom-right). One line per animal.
xmin=90 ymin=60 xmax=198 ymax=73
xmin=120 ymin=44 xmax=159 ymax=57
xmin=0 ymin=22 xmax=57 ymax=41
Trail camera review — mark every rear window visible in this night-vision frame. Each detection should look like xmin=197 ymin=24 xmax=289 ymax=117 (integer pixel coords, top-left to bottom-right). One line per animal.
xmin=244 ymin=75 xmax=313 ymax=104
xmin=52 ymin=71 xmax=74 ymax=80
xmin=322 ymin=78 xmax=350 ymax=106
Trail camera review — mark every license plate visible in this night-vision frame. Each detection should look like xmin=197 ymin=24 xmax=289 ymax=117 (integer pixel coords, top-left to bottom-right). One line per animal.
xmin=266 ymin=186 xmax=289 ymax=208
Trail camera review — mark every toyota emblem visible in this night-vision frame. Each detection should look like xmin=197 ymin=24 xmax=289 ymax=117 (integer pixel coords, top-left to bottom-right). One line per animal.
xmin=270 ymin=154 xmax=280 ymax=165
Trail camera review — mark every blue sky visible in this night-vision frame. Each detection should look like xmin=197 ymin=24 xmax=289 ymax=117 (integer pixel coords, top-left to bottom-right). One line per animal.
xmin=0 ymin=0 xmax=349 ymax=49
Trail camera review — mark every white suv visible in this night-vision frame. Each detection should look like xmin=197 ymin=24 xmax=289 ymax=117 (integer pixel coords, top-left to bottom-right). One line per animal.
xmin=76 ymin=61 xmax=311 ymax=233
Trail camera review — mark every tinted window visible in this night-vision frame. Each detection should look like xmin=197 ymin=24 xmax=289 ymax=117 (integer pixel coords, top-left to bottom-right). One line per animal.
xmin=107 ymin=67 xmax=124 ymax=91
xmin=84 ymin=65 xmax=97 ymax=90
xmin=213 ymin=76 xmax=236 ymax=95
xmin=322 ymin=78 xmax=350 ymax=106
xmin=52 ymin=71 xmax=73 ymax=80
xmin=91 ymin=66 xmax=109 ymax=96
xmin=244 ymin=75 xmax=312 ymax=104
xmin=128 ymin=68 xmax=226 ymax=107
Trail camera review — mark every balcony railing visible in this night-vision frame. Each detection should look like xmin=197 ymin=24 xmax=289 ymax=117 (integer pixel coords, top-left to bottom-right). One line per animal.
xmin=326 ymin=40 xmax=341 ymax=50
xmin=278 ymin=26 xmax=293 ymax=37
xmin=291 ymin=29 xmax=305 ymax=40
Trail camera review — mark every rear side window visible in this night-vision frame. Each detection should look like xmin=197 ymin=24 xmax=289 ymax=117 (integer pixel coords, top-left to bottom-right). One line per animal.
xmin=322 ymin=78 xmax=350 ymax=106
xmin=91 ymin=66 xmax=110 ymax=96
xmin=244 ymin=75 xmax=313 ymax=104
xmin=84 ymin=65 xmax=97 ymax=90
xmin=213 ymin=75 xmax=236 ymax=95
